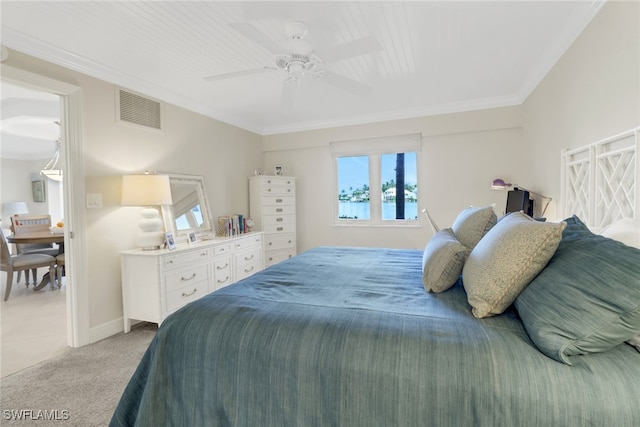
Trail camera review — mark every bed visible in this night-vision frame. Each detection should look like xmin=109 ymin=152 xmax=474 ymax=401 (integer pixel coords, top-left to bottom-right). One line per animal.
xmin=111 ymin=129 xmax=639 ymax=426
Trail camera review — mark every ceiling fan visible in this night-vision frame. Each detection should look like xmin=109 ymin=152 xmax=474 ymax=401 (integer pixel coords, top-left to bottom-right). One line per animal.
xmin=204 ymin=21 xmax=382 ymax=109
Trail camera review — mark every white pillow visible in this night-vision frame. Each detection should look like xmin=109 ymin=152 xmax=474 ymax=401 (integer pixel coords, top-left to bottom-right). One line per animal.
xmin=600 ymin=217 xmax=640 ymax=248
xmin=462 ymin=212 xmax=566 ymax=318
xmin=422 ymin=228 xmax=469 ymax=293
xmin=451 ymin=205 xmax=497 ymax=250
xmin=627 ymin=335 xmax=640 ymax=352
xmin=599 ymin=218 xmax=640 ymax=352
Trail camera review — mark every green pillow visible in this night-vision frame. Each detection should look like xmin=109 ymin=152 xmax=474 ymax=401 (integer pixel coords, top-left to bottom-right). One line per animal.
xmin=515 ymin=215 xmax=640 ymax=365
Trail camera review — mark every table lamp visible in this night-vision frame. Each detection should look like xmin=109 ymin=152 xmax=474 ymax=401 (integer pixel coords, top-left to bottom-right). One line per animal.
xmin=121 ymin=173 xmax=173 ymax=250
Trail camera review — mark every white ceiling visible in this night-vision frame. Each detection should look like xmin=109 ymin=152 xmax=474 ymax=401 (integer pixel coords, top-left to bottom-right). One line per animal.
xmin=1 ymin=1 xmax=604 ymax=136
xmin=0 ymin=82 xmax=59 ymax=160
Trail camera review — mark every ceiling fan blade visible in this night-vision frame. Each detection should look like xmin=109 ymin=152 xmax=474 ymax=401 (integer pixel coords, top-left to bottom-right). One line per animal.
xmin=281 ymin=81 xmax=300 ymax=110
xmin=204 ymin=67 xmax=270 ymax=82
xmin=229 ymin=22 xmax=283 ymax=55
xmin=319 ymin=36 xmax=382 ymax=64
xmin=319 ymin=70 xmax=372 ymax=97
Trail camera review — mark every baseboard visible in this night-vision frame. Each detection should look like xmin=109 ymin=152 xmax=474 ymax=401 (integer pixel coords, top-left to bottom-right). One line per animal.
xmin=88 ymin=317 xmax=125 ymax=344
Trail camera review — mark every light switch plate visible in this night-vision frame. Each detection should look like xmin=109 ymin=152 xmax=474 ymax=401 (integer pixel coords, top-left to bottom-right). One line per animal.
xmin=86 ymin=193 xmax=103 ymax=208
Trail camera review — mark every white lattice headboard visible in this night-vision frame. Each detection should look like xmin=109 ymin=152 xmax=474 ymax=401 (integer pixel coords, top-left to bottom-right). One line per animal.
xmin=561 ymin=127 xmax=639 ymax=231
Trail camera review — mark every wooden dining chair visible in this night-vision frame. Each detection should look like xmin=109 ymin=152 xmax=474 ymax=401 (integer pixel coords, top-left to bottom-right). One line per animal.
xmin=55 ymin=253 xmax=65 ymax=288
xmin=10 ymin=215 xmax=59 ymax=284
xmin=1 ymin=228 xmax=56 ymax=301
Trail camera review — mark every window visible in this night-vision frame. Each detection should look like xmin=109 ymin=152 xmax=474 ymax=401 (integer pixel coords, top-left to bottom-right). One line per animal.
xmin=332 ymin=133 xmax=421 ymax=225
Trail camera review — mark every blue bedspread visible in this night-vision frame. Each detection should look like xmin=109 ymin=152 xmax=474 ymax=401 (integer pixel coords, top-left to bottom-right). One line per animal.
xmin=111 ymin=247 xmax=640 ymax=426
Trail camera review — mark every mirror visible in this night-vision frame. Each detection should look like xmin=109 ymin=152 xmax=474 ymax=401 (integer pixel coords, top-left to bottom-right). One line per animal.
xmin=161 ymin=174 xmax=213 ymax=240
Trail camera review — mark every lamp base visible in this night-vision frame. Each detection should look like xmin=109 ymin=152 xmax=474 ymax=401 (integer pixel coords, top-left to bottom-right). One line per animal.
xmin=136 ymin=207 xmax=165 ymax=250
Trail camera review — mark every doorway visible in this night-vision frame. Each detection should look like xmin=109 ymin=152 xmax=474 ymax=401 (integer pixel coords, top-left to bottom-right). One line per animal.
xmin=0 ymin=82 xmax=66 ymax=375
xmin=1 ymin=64 xmax=88 ymax=354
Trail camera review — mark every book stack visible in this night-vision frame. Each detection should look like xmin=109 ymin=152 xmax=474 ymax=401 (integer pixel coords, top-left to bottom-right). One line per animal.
xmin=217 ymin=214 xmax=248 ymax=237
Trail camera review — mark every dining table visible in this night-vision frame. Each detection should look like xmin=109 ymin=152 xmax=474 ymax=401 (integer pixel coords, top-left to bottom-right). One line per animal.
xmin=6 ymin=231 xmax=65 ymax=290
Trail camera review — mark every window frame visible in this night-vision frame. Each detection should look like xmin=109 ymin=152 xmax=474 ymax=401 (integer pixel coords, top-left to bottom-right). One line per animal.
xmin=331 ymin=133 xmax=422 ymax=228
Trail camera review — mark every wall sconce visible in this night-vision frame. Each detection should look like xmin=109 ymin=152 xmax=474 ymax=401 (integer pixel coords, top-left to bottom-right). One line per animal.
xmin=121 ymin=173 xmax=173 ymax=250
xmin=491 ymin=178 xmax=552 ymax=217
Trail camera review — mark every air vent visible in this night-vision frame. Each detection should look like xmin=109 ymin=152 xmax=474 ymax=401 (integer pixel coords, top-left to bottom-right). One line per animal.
xmin=117 ymin=88 xmax=163 ymax=131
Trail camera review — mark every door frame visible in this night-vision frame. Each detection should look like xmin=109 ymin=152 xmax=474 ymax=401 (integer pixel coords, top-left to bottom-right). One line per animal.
xmin=2 ymin=64 xmax=89 ymax=347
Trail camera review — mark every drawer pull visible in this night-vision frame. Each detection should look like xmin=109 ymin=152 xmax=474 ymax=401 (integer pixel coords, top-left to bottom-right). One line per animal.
xmin=216 ymin=263 xmax=229 ymax=270
xmin=267 ymin=180 xmax=271 ymax=184
xmin=275 ymin=198 xmax=283 ymax=203
xmin=288 ymin=189 xmax=291 ymax=192
xmin=181 ymin=273 xmax=197 ymax=282
xmin=182 ymin=288 xmax=197 ymax=297
xmin=244 ymin=254 xmax=254 ymax=261
xmin=217 ymin=276 xmax=229 ymax=284
xmin=288 ymin=240 xmax=292 ymax=243
xmin=268 ymin=188 xmax=271 ymax=192
xmin=167 ymin=260 xmax=174 ymax=264
xmin=276 ymin=227 xmax=284 ymax=231
xmin=276 ymin=208 xmax=283 ymax=212
xmin=244 ymin=266 xmax=254 ymax=273
xmin=200 ymin=252 xmax=207 ymax=257
xmin=276 ymin=217 xmax=283 ymax=222
xmin=268 ymin=242 xmax=273 ymax=246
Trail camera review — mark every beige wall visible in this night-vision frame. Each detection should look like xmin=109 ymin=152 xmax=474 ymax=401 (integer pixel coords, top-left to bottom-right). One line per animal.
xmin=522 ymin=0 xmax=640 ymax=220
xmin=1 ymin=50 xmax=264 ymax=335
xmin=263 ymin=106 xmax=526 ymax=252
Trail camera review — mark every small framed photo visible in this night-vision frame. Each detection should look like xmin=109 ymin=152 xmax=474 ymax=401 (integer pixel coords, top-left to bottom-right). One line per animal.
xmin=274 ymin=164 xmax=284 ymax=176
xmin=32 ymin=179 xmax=46 ymax=203
xmin=188 ymin=231 xmax=198 ymax=244
xmin=164 ymin=232 xmax=176 ymax=250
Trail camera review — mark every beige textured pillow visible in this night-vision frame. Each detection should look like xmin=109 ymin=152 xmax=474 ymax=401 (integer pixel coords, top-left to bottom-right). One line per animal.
xmin=462 ymin=212 xmax=566 ymax=318
xmin=451 ymin=205 xmax=497 ymax=249
xmin=422 ymin=228 xmax=469 ymax=293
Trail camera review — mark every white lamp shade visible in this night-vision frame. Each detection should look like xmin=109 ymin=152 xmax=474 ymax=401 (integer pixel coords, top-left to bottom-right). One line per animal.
xmin=121 ymin=174 xmax=173 ymax=206
xmin=121 ymin=174 xmax=173 ymax=250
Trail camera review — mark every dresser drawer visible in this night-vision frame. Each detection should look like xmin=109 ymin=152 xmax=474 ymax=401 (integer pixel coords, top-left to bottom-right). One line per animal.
xmin=234 ymin=234 xmax=263 ymax=251
xmin=213 ymin=257 xmax=232 ymax=289
xmin=263 ymin=204 xmax=295 ymax=216
xmin=261 ymin=195 xmax=295 ymax=206
xmin=213 ymin=243 xmax=231 ymax=256
xmin=263 ymin=222 xmax=296 ymax=233
xmin=263 ymin=214 xmax=295 ymax=227
xmin=163 ymin=248 xmax=210 ymax=269
xmin=265 ymin=248 xmax=296 ymax=267
xmin=166 ymin=280 xmax=209 ymax=313
xmin=236 ymin=257 xmax=263 ymax=281
xmin=264 ymin=233 xmax=296 ymax=250
xmin=236 ymin=247 xmax=262 ymax=267
xmin=258 ymin=177 xmax=295 ymax=194
xmin=164 ymin=263 xmax=209 ymax=291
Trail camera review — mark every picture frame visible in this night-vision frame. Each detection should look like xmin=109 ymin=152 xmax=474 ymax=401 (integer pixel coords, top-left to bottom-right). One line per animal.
xmin=188 ymin=231 xmax=198 ymax=244
xmin=164 ymin=232 xmax=176 ymax=250
xmin=32 ymin=179 xmax=46 ymax=203
xmin=274 ymin=165 xmax=284 ymax=176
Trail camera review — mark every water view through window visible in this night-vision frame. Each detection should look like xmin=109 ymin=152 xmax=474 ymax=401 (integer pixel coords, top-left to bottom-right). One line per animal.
xmin=337 ymin=153 xmax=418 ymax=220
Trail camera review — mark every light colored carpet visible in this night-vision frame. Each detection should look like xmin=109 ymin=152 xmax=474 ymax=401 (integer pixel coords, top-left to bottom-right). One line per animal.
xmin=0 ymin=322 xmax=157 ymax=426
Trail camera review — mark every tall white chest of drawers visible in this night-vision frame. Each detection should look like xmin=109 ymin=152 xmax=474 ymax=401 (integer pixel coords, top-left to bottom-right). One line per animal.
xmin=120 ymin=232 xmax=263 ymax=332
xmin=249 ymin=175 xmax=297 ymax=267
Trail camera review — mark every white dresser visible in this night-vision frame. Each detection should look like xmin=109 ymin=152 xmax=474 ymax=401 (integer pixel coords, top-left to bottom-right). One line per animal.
xmin=120 ymin=232 xmax=263 ymax=332
xmin=249 ymin=176 xmax=297 ymax=267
